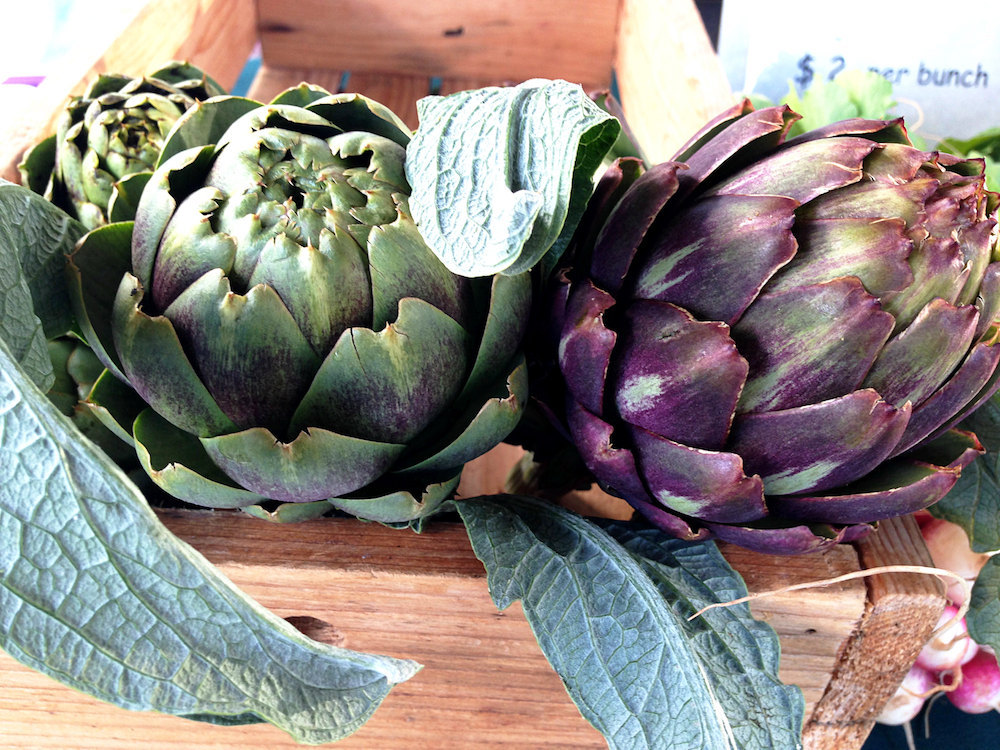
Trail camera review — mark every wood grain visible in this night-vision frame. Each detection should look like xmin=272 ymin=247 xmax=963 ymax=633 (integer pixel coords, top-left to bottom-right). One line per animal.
xmin=614 ymin=0 xmax=737 ymax=162
xmin=257 ymin=0 xmax=620 ymax=83
xmin=0 ymin=509 xmax=867 ymax=748
xmin=802 ymin=514 xmax=947 ymax=749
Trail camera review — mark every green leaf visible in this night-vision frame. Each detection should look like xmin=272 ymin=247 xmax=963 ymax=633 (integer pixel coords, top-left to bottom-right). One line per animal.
xmin=968 ymin=555 xmax=1000 ymax=652
xmin=407 ymin=79 xmax=621 ymax=277
xmin=783 ymin=69 xmax=895 ymax=138
xmin=0 ymin=182 xmax=84 ymax=390
xmin=157 ymin=96 xmax=262 ymax=166
xmin=0 ymin=181 xmax=85 ymax=341
xmin=932 ymin=395 xmax=1000 ymax=552
xmin=457 ymin=495 xmax=803 ymax=750
xmin=0 ymin=335 xmax=420 ymax=744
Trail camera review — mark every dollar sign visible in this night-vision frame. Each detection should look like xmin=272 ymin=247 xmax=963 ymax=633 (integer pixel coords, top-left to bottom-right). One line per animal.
xmin=795 ymin=54 xmax=814 ymax=89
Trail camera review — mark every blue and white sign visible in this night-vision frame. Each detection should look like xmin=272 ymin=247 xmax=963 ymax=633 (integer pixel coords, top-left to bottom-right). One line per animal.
xmin=717 ymin=0 xmax=1000 ymax=141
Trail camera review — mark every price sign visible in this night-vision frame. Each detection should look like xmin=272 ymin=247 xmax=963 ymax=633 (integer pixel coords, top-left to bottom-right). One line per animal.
xmin=717 ymin=0 xmax=1000 ymax=141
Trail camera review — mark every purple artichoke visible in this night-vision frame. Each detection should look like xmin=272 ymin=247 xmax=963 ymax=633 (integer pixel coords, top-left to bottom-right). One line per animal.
xmin=546 ymin=101 xmax=1000 ymax=554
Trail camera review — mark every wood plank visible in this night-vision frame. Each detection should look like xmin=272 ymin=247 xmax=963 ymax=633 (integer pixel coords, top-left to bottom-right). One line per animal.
xmin=614 ymin=0 xmax=736 ymax=163
xmin=0 ymin=507 xmax=867 ymax=747
xmin=802 ymin=514 xmax=947 ymax=749
xmin=257 ymin=0 xmax=620 ymax=83
xmin=0 ymin=0 xmax=258 ymax=182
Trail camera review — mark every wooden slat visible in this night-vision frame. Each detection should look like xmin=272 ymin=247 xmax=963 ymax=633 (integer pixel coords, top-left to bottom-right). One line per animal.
xmin=0 ymin=509 xmax=867 ymax=748
xmin=0 ymin=0 xmax=259 ymax=182
xmin=802 ymin=514 xmax=946 ymax=749
xmin=614 ymin=0 xmax=736 ymax=162
xmin=256 ymin=0 xmax=620 ymax=83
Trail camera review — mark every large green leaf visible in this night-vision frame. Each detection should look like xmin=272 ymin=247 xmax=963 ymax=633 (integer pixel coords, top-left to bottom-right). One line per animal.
xmin=0 ymin=182 xmax=85 ymax=389
xmin=457 ymin=495 xmax=803 ymax=750
xmin=931 ymin=395 xmax=1000 ymax=553
xmin=406 ymin=79 xmax=620 ymax=278
xmin=0 ymin=335 xmax=421 ymax=743
xmin=968 ymin=555 xmax=1000 ymax=653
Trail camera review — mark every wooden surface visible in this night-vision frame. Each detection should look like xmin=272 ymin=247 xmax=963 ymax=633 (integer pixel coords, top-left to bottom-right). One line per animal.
xmin=615 ymin=0 xmax=736 ymax=162
xmin=0 ymin=507 xmax=868 ymax=748
xmin=0 ymin=1 xmax=947 ymax=747
xmin=257 ymin=0 xmax=620 ymax=83
xmin=803 ymin=514 xmax=947 ymax=749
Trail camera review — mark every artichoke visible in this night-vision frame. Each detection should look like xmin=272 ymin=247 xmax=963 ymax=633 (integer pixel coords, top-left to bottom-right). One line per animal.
xmin=19 ymin=62 xmax=225 ymax=229
xmin=67 ymin=87 xmax=529 ymax=524
xmin=542 ymin=101 xmax=1000 ymax=553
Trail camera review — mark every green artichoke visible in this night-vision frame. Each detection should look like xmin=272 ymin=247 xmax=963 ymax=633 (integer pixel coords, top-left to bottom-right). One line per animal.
xmin=539 ymin=101 xmax=1000 ymax=554
xmin=67 ymin=87 xmax=530 ymax=524
xmin=19 ymin=62 xmax=225 ymax=229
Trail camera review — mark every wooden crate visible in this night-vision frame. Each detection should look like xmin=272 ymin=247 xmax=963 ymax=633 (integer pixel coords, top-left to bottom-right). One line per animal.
xmin=0 ymin=1 xmax=946 ymax=748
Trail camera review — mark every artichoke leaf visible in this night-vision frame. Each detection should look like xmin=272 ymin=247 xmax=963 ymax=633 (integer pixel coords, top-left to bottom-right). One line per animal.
xmin=407 ymin=79 xmax=620 ymax=277
xmin=399 ymin=353 xmax=528 ymax=474
xmin=133 ymin=408 xmax=268 ymax=509
xmin=111 ymin=272 xmax=239 ymax=437
xmin=66 ymin=221 xmax=134 ymax=381
xmin=293 ymin=297 xmax=470 ymax=444
xmin=306 ymin=92 xmax=413 ymax=148
xmin=84 ymin=367 xmax=149 ymax=446
xmin=107 ymin=171 xmax=152 ymax=223
xmin=328 ymin=473 xmax=461 ymax=525
xmin=201 ymin=426 xmax=407 ymax=504
xmin=156 ymin=96 xmax=263 ymax=166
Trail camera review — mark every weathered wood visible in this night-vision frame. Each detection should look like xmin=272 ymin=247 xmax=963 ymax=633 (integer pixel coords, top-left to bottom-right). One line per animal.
xmin=257 ymin=0 xmax=619 ymax=84
xmin=0 ymin=1 xmax=947 ymax=747
xmin=614 ymin=0 xmax=736 ymax=162
xmin=0 ymin=509 xmax=867 ymax=748
xmin=802 ymin=514 xmax=947 ymax=749
xmin=0 ymin=0 xmax=257 ymax=182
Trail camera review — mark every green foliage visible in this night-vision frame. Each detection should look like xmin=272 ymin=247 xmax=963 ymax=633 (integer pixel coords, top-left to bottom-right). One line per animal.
xmin=458 ymin=495 xmax=804 ymax=750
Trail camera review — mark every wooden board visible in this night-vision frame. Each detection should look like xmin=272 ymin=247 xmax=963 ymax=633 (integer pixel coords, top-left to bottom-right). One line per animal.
xmin=0 ymin=509 xmax=867 ymax=748
xmin=257 ymin=0 xmax=621 ymax=83
xmin=0 ymin=1 xmax=949 ymax=747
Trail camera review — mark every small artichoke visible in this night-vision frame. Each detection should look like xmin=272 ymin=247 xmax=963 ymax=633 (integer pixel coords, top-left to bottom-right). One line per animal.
xmin=542 ymin=101 xmax=1000 ymax=554
xmin=20 ymin=62 xmax=225 ymax=229
xmin=68 ymin=87 xmax=529 ymax=524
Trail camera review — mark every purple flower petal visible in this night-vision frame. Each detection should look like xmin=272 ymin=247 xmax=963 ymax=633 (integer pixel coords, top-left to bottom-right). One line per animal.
xmin=729 ymin=389 xmax=911 ymax=495
xmin=558 ymin=280 xmax=617 ymax=414
xmin=733 ymin=278 xmax=894 ymax=413
xmin=708 ymin=137 xmax=875 ymax=203
xmin=632 ymin=193 xmax=798 ymax=325
xmin=589 ymin=162 xmax=681 ymax=294
xmin=612 ymin=300 xmax=746 ymax=450
xmin=864 ymin=298 xmax=979 ymax=408
xmin=630 ymin=425 xmax=768 ymax=524
xmin=707 ymin=521 xmax=873 ymax=555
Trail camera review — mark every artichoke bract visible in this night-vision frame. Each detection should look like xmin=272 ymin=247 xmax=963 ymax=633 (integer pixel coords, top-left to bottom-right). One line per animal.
xmin=68 ymin=88 xmax=530 ymax=524
xmin=547 ymin=101 xmax=1000 ymax=554
xmin=19 ymin=62 xmax=225 ymax=229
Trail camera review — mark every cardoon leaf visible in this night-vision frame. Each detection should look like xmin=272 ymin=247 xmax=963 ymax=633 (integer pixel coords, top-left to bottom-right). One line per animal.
xmin=0 ymin=335 xmax=420 ymax=744
xmin=457 ymin=495 xmax=803 ymax=750
xmin=0 ymin=182 xmax=84 ymax=346
xmin=407 ymin=79 xmax=620 ymax=277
